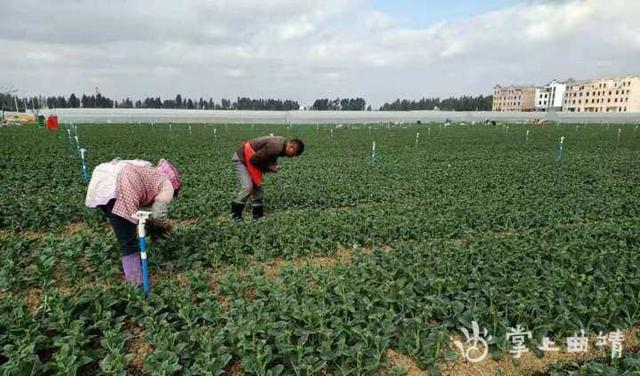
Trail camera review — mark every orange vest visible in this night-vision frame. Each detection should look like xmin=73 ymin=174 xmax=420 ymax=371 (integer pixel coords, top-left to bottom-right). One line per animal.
xmin=244 ymin=142 xmax=263 ymax=187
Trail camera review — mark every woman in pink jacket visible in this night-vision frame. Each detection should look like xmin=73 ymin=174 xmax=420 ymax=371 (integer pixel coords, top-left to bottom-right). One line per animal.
xmin=85 ymin=159 xmax=181 ymax=286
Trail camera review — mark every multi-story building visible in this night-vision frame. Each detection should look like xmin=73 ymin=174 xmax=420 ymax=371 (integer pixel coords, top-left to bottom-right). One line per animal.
xmin=535 ymin=80 xmax=566 ymax=112
xmin=562 ymin=75 xmax=640 ymax=113
xmin=492 ymin=85 xmax=537 ymax=112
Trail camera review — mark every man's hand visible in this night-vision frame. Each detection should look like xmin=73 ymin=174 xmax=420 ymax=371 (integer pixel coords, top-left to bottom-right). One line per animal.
xmin=269 ymin=165 xmax=281 ymax=173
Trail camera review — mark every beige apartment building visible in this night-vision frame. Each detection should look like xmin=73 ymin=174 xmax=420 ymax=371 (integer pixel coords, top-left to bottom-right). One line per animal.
xmin=492 ymin=85 xmax=537 ymax=112
xmin=562 ymin=75 xmax=640 ymax=113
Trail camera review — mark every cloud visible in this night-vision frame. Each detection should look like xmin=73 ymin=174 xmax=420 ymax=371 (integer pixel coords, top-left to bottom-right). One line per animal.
xmin=1 ymin=0 xmax=639 ymax=106
xmin=364 ymin=10 xmax=394 ymax=30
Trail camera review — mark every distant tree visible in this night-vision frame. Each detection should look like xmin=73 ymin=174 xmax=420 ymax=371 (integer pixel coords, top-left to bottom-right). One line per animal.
xmin=3 ymin=92 xmax=303 ymax=112
xmin=58 ymin=96 xmax=68 ymax=108
xmin=118 ymin=98 xmax=134 ymax=108
xmin=311 ymin=99 xmax=328 ymax=110
xmin=379 ymin=95 xmax=493 ymax=111
xmin=68 ymin=93 xmax=80 ymax=108
xmin=312 ymin=97 xmax=367 ymax=111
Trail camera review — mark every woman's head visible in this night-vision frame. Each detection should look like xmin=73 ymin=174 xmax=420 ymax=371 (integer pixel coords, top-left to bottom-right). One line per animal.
xmin=157 ymin=159 xmax=181 ymax=195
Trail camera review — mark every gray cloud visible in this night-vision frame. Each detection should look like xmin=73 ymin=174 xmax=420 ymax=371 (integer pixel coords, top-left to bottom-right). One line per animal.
xmin=1 ymin=0 xmax=638 ymax=106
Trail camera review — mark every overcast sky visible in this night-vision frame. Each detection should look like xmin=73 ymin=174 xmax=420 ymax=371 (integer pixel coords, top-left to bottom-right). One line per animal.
xmin=1 ymin=0 xmax=639 ymax=106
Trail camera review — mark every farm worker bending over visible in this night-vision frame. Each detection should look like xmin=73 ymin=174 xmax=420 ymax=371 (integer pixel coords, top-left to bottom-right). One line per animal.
xmin=85 ymin=159 xmax=181 ymax=286
xmin=231 ymin=135 xmax=304 ymax=220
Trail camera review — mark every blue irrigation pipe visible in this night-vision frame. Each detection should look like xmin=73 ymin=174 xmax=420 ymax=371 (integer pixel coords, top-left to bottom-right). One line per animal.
xmin=79 ymin=148 xmax=89 ymax=184
xmin=135 ymin=211 xmax=152 ymax=297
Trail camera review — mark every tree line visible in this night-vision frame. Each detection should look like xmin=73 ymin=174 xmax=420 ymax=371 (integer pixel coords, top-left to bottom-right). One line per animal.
xmin=379 ymin=95 xmax=493 ymax=111
xmin=311 ymin=98 xmax=371 ymax=111
xmin=1 ymin=93 xmax=300 ymax=111
xmin=2 ymin=92 xmax=494 ymax=112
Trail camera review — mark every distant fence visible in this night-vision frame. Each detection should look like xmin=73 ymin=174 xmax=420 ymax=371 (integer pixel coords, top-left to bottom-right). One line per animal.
xmin=29 ymin=108 xmax=640 ymax=124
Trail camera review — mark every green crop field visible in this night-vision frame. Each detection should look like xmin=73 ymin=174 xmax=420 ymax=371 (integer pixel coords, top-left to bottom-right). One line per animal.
xmin=2 ymin=122 xmax=640 ymax=375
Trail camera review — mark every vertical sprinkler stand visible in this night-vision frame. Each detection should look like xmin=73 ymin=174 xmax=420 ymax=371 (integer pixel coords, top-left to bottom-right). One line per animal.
xmin=133 ymin=211 xmax=153 ymax=297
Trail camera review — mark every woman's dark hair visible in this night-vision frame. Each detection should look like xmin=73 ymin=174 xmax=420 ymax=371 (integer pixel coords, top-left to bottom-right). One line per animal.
xmin=290 ymin=139 xmax=305 ymax=155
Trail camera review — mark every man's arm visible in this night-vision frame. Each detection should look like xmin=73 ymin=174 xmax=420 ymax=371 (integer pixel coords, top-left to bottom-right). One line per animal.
xmin=250 ymin=147 xmax=281 ymax=171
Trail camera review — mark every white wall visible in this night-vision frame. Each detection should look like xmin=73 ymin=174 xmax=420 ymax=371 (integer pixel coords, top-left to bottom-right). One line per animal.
xmin=535 ymin=88 xmax=549 ymax=110
xmin=34 ymin=108 xmax=640 ymax=124
xmin=549 ymin=81 xmax=566 ymax=109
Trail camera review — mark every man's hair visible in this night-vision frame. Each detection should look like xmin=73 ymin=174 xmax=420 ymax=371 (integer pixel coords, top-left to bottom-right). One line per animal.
xmin=289 ymin=139 xmax=305 ymax=155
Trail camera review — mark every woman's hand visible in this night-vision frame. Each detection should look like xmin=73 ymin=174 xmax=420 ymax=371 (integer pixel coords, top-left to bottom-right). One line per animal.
xmin=146 ymin=219 xmax=173 ymax=240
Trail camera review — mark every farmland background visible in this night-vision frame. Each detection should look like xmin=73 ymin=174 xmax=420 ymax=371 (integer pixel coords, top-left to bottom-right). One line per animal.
xmin=2 ymin=122 xmax=640 ymax=375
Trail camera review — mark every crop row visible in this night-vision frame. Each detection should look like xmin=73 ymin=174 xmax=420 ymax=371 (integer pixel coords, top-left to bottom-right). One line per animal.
xmin=2 ymin=217 xmax=640 ymax=374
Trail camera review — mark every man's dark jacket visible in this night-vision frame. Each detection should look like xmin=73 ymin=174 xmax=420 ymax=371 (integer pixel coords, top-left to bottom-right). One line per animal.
xmin=235 ymin=136 xmax=286 ymax=172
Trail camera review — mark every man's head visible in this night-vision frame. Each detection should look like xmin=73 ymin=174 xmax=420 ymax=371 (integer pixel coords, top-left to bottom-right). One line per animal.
xmin=284 ymin=139 xmax=304 ymax=157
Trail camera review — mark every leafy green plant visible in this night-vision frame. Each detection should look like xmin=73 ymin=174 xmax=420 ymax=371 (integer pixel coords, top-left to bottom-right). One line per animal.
xmin=2 ymin=123 xmax=640 ymax=374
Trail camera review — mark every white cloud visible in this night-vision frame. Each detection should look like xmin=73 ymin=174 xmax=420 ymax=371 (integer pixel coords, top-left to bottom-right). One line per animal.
xmin=0 ymin=0 xmax=639 ymax=106
xmin=278 ymin=19 xmax=316 ymax=40
xmin=365 ymin=10 xmax=394 ymax=30
xmin=226 ymin=68 xmax=248 ymax=78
